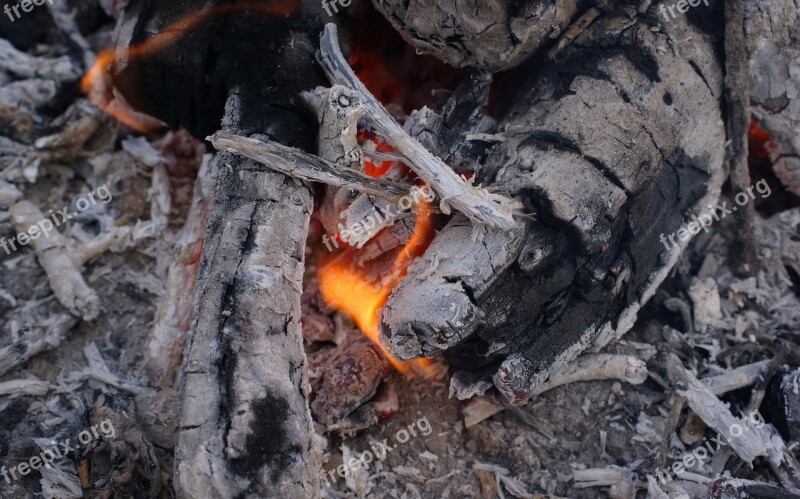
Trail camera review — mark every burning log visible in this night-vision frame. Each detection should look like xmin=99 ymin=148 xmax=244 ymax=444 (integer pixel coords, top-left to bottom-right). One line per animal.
xmin=380 ymin=4 xmax=728 ymax=405
xmin=116 ymin=4 xmax=334 ymax=497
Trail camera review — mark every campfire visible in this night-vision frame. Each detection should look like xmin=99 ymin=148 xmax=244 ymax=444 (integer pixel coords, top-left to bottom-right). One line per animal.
xmin=1 ymin=0 xmax=800 ymax=498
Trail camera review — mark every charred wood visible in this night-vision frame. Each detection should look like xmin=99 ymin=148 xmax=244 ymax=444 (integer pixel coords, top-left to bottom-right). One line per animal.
xmin=381 ymin=7 xmax=728 ymax=405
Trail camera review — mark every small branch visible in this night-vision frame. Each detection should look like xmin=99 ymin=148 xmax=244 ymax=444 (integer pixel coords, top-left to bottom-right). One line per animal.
xmin=702 ymin=360 xmax=771 ymax=395
xmin=317 ymin=24 xmax=520 ymax=230
xmin=209 ymin=131 xmax=409 ymax=199
xmin=529 ymin=353 xmax=648 ymax=396
xmin=464 ymin=354 xmax=647 ymax=427
xmin=9 ymin=200 xmax=129 ymax=321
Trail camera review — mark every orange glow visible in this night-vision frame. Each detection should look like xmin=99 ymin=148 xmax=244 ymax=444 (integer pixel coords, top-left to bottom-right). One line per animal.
xmin=81 ymin=0 xmax=299 ymax=132
xmin=318 ymin=200 xmax=436 ymax=375
xmin=749 ymin=120 xmax=775 ymax=160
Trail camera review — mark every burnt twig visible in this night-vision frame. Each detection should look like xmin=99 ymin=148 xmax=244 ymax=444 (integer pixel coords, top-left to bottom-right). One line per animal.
xmin=317 ymin=24 xmax=520 ymax=230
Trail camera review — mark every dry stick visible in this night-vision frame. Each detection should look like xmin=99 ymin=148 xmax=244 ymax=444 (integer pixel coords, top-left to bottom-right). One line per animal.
xmin=316 ymin=24 xmax=520 ymax=230
xmin=724 ymin=0 xmax=757 ymax=276
xmin=10 ymin=200 xmax=129 ymax=321
xmin=712 ymin=352 xmax=787 ymax=476
xmin=660 ymin=353 xmax=800 ymax=492
xmin=703 ymin=360 xmax=771 ymax=395
xmin=657 ymin=394 xmax=686 ymax=470
xmin=209 ymin=131 xmax=408 ymax=199
xmin=464 ymin=354 xmax=648 ymax=427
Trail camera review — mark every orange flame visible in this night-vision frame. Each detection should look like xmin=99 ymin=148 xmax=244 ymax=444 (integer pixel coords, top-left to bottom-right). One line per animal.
xmin=318 ymin=200 xmax=436 ymax=375
xmin=81 ymin=0 xmax=299 ymax=132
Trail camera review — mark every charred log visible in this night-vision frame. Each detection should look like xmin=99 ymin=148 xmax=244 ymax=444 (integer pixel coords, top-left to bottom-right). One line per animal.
xmin=111 ymin=1 xmax=332 ymax=496
xmin=380 ymin=5 xmax=728 ymax=405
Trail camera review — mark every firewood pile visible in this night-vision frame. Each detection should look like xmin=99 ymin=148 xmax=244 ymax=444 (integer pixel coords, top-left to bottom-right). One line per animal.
xmin=0 ymin=0 xmax=799 ymax=498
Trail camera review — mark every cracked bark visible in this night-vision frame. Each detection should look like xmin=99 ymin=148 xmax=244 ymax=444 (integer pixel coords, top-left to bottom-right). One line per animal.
xmin=175 ymin=137 xmax=321 ymax=497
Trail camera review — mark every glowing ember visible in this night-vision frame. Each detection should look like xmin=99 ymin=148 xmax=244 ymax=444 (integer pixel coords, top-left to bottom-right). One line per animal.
xmin=748 ymin=120 xmax=775 ymax=160
xmin=80 ymin=1 xmax=298 ymax=132
xmin=318 ymin=199 xmax=435 ymax=375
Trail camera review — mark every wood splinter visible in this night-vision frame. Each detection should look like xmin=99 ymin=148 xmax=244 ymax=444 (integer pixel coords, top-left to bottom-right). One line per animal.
xmin=209 ymin=131 xmax=409 ymax=199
